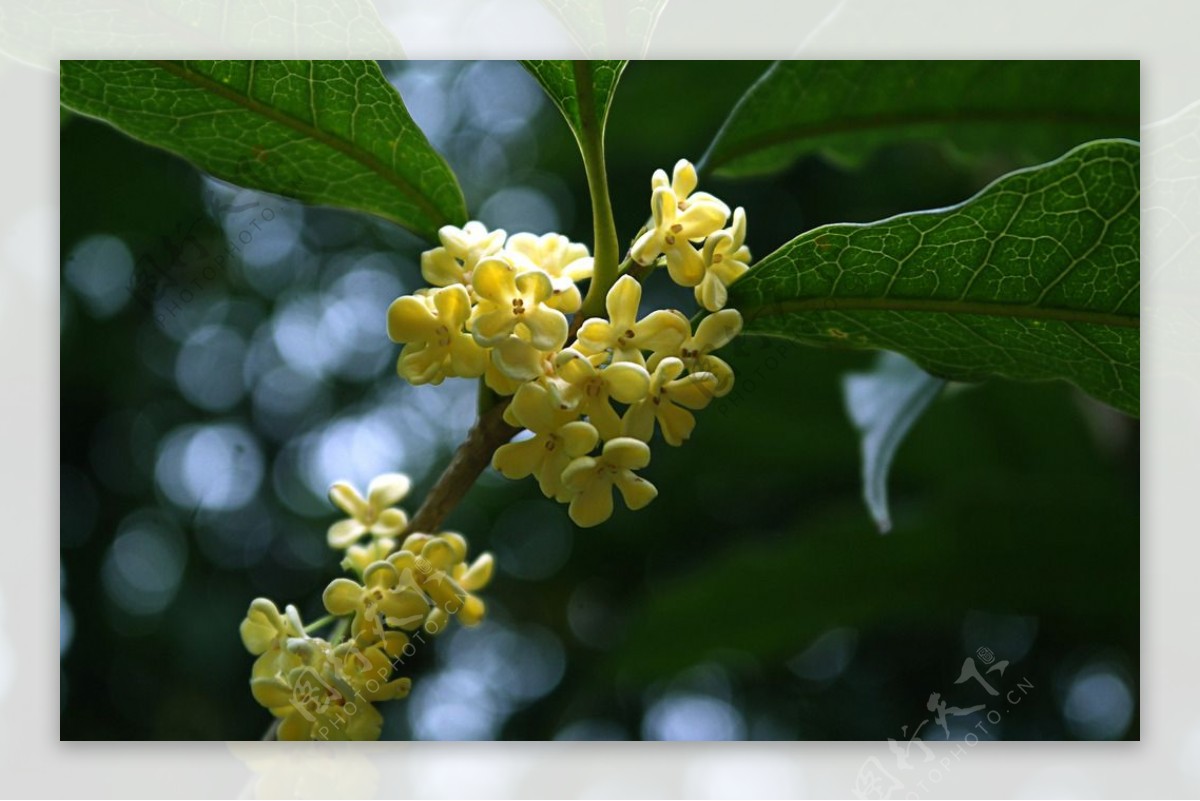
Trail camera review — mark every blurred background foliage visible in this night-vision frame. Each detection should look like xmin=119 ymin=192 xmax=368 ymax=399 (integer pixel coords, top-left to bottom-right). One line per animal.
xmin=60 ymin=60 xmax=1138 ymax=741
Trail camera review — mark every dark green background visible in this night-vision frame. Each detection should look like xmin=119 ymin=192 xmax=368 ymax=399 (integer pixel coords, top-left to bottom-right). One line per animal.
xmin=59 ymin=61 xmax=1138 ymax=740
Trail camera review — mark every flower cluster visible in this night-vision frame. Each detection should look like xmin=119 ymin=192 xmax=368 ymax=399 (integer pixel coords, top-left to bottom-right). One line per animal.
xmin=388 ymin=159 xmax=748 ymax=527
xmin=241 ymin=472 xmax=494 ymax=740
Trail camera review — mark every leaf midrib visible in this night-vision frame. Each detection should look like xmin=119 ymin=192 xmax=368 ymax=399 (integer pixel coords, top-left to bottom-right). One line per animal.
xmin=706 ymin=108 xmax=1139 ymax=172
xmin=150 ymin=60 xmax=447 ymax=231
xmin=736 ymin=294 xmax=1138 ymax=329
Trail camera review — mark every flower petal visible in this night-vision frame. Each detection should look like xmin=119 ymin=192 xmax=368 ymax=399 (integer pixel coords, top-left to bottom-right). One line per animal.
xmin=693 ymin=308 xmax=743 ymax=351
xmin=632 ymin=309 xmax=690 ymax=353
xmin=665 ymin=242 xmax=706 ymax=287
xmin=472 ymin=256 xmax=517 ymax=303
xmin=322 ymin=578 xmax=363 ymax=616
xmin=621 ymin=400 xmax=655 ymax=443
xmin=561 ymin=456 xmax=599 ymax=491
xmin=677 ymin=198 xmax=730 ymax=240
xmin=471 ymin=306 xmax=517 ymax=346
xmin=431 ymin=284 xmax=473 ymax=326
xmin=492 ymin=336 xmax=545 ymax=382
xmin=420 ymin=248 xmax=466 ymax=287
xmin=605 ymin=275 xmax=642 ymax=330
xmin=668 ymin=372 xmax=719 ymax=409
xmin=327 ymin=518 xmax=367 ymax=549
xmin=367 ymin=473 xmax=411 ymax=510
xmin=380 ymin=587 xmax=431 ymax=628
xmin=492 ymin=436 xmax=545 ymax=480
xmin=604 ymin=361 xmax=651 ymax=404
xmin=328 ymin=481 xmax=368 ymax=519
xmin=515 ymin=268 xmax=554 ymax=303
xmin=585 ymin=397 xmax=623 ymax=442
xmin=558 ymin=420 xmax=599 ymax=456
xmin=603 ymin=437 xmax=651 ymax=470
xmin=386 ymin=295 xmax=436 ymax=343
xmin=656 ymin=402 xmax=697 ymax=446
xmin=672 ymin=159 xmax=699 ymax=197
xmin=364 ymin=560 xmax=400 ymax=590
xmin=449 ymin=333 xmax=488 ymax=377
xmin=615 ymin=471 xmax=658 ymax=510
xmin=699 ymin=354 xmax=736 ymax=397
xmin=696 ymin=271 xmax=729 ymax=312
xmin=370 ymin=508 xmax=408 ymax=537
xmin=459 ymin=553 xmax=494 ymax=591
xmin=576 ymin=318 xmax=616 ymax=354
xmin=521 ymin=305 xmax=568 ymax=351
xmin=568 ymin=478 xmax=615 ymax=528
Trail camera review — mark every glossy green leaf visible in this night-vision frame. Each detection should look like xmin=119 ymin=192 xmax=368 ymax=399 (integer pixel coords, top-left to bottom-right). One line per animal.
xmin=843 ymin=353 xmax=946 ymax=533
xmin=59 ymin=60 xmax=465 ymax=241
xmin=520 ymin=60 xmax=627 ymax=153
xmin=700 ymin=61 xmax=1139 ymax=177
xmin=725 ymin=139 xmax=1140 ymax=416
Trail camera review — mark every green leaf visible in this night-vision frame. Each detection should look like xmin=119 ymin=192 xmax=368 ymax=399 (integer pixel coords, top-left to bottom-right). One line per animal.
xmin=843 ymin=353 xmax=946 ymax=533
xmin=520 ymin=60 xmax=627 ymax=153
xmin=59 ymin=60 xmax=465 ymax=242
xmin=700 ymin=61 xmax=1139 ymax=177
xmin=725 ymin=139 xmax=1140 ymax=416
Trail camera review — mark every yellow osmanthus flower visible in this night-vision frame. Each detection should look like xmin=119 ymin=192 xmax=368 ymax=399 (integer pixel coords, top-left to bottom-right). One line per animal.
xmin=561 ymin=437 xmax=657 ymax=527
xmin=575 ymin=275 xmax=690 ymax=366
xmin=696 ymin=207 xmax=751 ymax=312
xmin=493 ymin=382 xmax=598 ymax=499
xmin=630 ymin=159 xmax=730 ymax=287
xmin=651 ymin=309 xmax=744 ymax=398
xmin=333 ymin=640 xmax=413 ymax=703
xmin=470 ymin=256 xmax=569 ymax=351
xmin=389 ymin=532 xmax=492 ymax=632
xmin=252 ymin=659 xmax=389 ymax=741
xmin=622 ymin=357 xmax=719 ymax=446
xmin=421 ymin=221 xmax=506 ymax=289
xmin=322 ymin=561 xmax=431 ymax=642
xmin=240 ymin=598 xmax=305 ymax=681
xmin=548 ymin=348 xmax=650 ymax=441
xmin=503 ymin=232 xmax=593 ymax=313
xmin=326 ymin=473 xmax=412 ymax=549
xmin=386 ymin=285 xmax=487 ymax=385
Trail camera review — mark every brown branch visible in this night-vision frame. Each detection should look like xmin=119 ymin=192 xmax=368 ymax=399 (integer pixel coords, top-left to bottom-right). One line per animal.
xmin=403 ymin=397 xmax=519 ymax=535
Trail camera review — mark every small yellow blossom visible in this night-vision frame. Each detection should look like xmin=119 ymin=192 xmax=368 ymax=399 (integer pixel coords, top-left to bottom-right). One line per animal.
xmin=240 ymin=598 xmax=306 ymax=682
xmin=322 ymin=561 xmax=431 ymax=642
xmin=696 ymin=207 xmax=751 ymax=312
xmin=630 ymin=159 xmax=730 ymax=286
xmin=503 ymin=232 xmax=593 ymax=313
xmin=253 ymin=661 xmax=388 ymax=741
xmin=420 ymin=221 xmax=506 ymax=289
xmin=548 ymin=348 xmax=650 ymax=441
xmin=239 ymin=598 xmax=302 ymax=656
xmin=326 ymin=473 xmax=412 ymax=549
xmin=561 ymin=437 xmax=658 ymax=527
xmin=493 ymin=382 xmax=598 ymax=499
xmin=622 ymin=357 xmax=719 ymax=446
xmin=387 ymin=285 xmax=487 ymax=385
xmin=333 ymin=640 xmax=412 ymax=702
xmin=575 ymin=275 xmax=690 ymax=366
xmin=651 ymin=309 xmax=744 ymax=398
xmin=470 ymin=256 xmax=569 ymax=351
xmin=390 ymin=533 xmax=492 ymax=631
